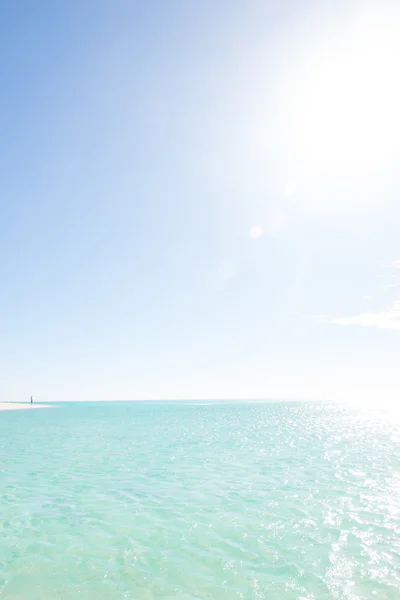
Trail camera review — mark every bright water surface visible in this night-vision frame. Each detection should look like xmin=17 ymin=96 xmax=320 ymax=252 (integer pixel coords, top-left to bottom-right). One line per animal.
xmin=0 ymin=401 xmax=399 ymax=599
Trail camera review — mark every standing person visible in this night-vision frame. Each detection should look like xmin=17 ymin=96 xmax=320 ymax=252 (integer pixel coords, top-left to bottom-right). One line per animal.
xmin=30 ymin=396 xmax=33 ymax=404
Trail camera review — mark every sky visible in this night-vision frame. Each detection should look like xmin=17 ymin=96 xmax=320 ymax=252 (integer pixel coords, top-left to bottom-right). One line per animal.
xmin=1 ymin=0 xmax=399 ymax=403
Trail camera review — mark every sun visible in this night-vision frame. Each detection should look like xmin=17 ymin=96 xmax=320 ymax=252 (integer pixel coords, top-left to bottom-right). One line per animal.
xmin=288 ymin=11 xmax=400 ymax=181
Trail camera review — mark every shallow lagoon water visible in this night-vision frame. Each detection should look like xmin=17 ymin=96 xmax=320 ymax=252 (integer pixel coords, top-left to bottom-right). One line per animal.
xmin=1 ymin=401 xmax=399 ymax=599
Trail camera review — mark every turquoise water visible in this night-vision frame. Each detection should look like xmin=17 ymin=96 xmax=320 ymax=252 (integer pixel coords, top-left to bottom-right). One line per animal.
xmin=0 ymin=401 xmax=399 ymax=599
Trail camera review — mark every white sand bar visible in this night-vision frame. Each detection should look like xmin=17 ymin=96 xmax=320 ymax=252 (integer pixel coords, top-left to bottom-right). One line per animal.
xmin=0 ymin=403 xmax=52 ymax=411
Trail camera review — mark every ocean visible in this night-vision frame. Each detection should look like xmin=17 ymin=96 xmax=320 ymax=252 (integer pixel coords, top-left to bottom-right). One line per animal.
xmin=0 ymin=401 xmax=399 ymax=599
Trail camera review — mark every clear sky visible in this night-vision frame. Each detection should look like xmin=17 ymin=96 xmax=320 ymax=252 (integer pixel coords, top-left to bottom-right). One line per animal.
xmin=1 ymin=0 xmax=399 ymax=403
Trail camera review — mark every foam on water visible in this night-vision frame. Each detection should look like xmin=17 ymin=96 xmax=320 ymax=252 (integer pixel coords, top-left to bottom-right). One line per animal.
xmin=0 ymin=401 xmax=399 ymax=599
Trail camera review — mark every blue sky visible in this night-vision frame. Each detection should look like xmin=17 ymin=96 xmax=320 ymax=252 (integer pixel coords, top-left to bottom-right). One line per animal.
xmin=1 ymin=0 xmax=399 ymax=403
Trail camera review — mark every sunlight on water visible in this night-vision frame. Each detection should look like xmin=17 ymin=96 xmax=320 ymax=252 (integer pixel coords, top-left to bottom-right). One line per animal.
xmin=0 ymin=402 xmax=399 ymax=599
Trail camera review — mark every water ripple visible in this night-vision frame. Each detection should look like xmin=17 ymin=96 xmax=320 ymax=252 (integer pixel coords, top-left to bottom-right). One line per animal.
xmin=0 ymin=401 xmax=399 ymax=599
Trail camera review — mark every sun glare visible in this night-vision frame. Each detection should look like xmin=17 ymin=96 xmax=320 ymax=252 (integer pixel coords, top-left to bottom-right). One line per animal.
xmin=291 ymin=14 xmax=400 ymax=180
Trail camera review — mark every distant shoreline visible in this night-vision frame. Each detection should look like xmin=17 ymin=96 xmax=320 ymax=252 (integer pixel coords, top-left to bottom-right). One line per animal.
xmin=0 ymin=403 xmax=53 ymax=411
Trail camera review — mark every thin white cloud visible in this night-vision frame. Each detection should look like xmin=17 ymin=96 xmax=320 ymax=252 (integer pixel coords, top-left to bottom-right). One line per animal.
xmin=334 ymin=301 xmax=400 ymax=331
xmin=384 ymin=282 xmax=400 ymax=293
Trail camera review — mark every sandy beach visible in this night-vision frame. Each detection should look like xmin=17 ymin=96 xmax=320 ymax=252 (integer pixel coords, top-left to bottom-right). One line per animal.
xmin=0 ymin=403 xmax=51 ymax=411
